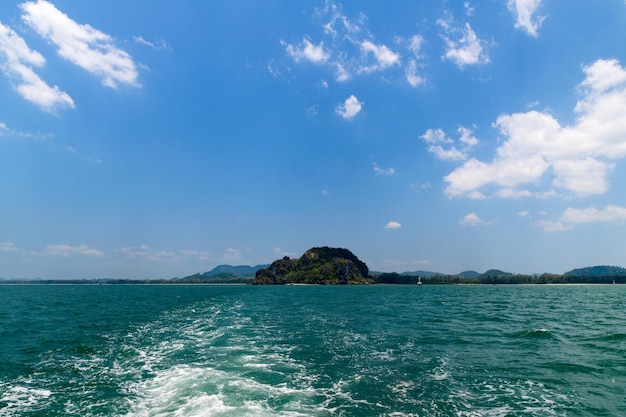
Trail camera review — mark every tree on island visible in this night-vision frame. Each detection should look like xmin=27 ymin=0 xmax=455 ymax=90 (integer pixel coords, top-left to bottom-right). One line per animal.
xmin=251 ymin=247 xmax=371 ymax=285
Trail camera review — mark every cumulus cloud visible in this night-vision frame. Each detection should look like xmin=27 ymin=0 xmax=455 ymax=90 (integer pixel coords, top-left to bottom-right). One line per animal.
xmin=336 ymin=94 xmax=362 ymax=119
xmin=540 ymin=205 xmax=626 ymax=231
xmin=460 ymin=212 xmax=490 ymax=226
xmin=359 ymin=40 xmax=400 ymax=73
xmin=0 ymin=21 xmax=74 ymax=111
xmin=507 ymin=0 xmax=546 ymax=37
xmin=20 ymin=0 xmax=140 ymax=88
xmin=281 ymin=2 xmax=423 ymax=87
xmin=421 ymin=126 xmax=479 ymax=161
xmin=283 ymin=37 xmax=330 ymax=63
xmin=440 ymin=59 xmax=626 ymax=199
xmin=437 ymin=16 xmax=489 ymax=68
xmin=44 ymin=244 xmax=104 ymax=257
xmin=384 ymin=221 xmax=402 ymax=229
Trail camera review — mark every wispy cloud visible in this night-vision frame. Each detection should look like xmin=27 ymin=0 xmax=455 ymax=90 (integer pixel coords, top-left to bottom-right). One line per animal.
xmin=373 ymin=162 xmax=395 ymax=176
xmin=336 ymin=94 xmax=362 ymax=119
xmin=440 ymin=59 xmax=626 ymax=199
xmin=20 ymin=0 xmax=140 ymax=88
xmin=0 ymin=21 xmax=74 ymax=112
xmin=223 ymin=248 xmax=242 ymax=263
xmin=115 ymin=244 xmax=212 ymax=262
xmin=507 ymin=0 xmax=546 ymax=37
xmin=133 ymin=35 xmax=170 ymax=50
xmin=384 ymin=221 xmax=402 ymax=229
xmin=279 ymin=1 xmax=424 ymax=87
xmin=437 ymin=14 xmax=489 ymax=68
xmin=44 ymin=244 xmax=104 ymax=257
xmin=274 ymin=247 xmax=297 ymax=258
xmin=0 ymin=242 xmax=20 ymax=253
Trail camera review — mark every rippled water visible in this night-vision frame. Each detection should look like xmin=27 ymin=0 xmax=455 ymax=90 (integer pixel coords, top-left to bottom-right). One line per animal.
xmin=1 ymin=284 xmax=625 ymax=416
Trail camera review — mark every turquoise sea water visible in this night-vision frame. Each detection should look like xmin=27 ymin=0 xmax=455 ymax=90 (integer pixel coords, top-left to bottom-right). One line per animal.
xmin=0 ymin=284 xmax=625 ymax=416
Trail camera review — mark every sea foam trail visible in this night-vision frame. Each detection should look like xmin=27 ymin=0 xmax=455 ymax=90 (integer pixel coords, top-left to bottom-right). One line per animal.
xmin=1 ymin=285 xmax=625 ymax=416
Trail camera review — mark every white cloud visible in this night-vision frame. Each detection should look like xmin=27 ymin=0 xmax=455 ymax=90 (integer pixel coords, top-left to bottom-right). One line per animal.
xmin=540 ymin=205 xmax=626 ymax=231
xmin=0 ymin=21 xmax=74 ymax=111
xmin=373 ymin=162 xmax=395 ymax=176
xmin=334 ymin=63 xmax=350 ymax=82
xmin=384 ymin=221 xmax=402 ymax=229
xmin=282 ymin=2 xmax=423 ymax=87
xmin=405 ymin=59 xmax=424 ymax=87
xmin=133 ymin=36 xmax=170 ymax=50
xmin=438 ymin=17 xmax=489 ymax=68
xmin=223 ymin=248 xmax=242 ymax=263
xmin=460 ymin=212 xmax=490 ymax=226
xmin=359 ymin=40 xmax=400 ymax=73
xmin=428 ymin=145 xmax=467 ymax=161
xmin=442 ymin=59 xmax=626 ymax=198
xmin=274 ymin=247 xmax=297 ymax=258
xmin=20 ymin=0 xmax=140 ymax=88
xmin=44 ymin=244 xmax=104 ymax=257
xmin=284 ymin=37 xmax=330 ymax=63
xmin=407 ymin=35 xmax=423 ymax=57
xmin=336 ymin=94 xmax=362 ymax=119
xmin=458 ymin=126 xmax=478 ymax=148
xmin=421 ymin=126 xmax=478 ymax=161
xmin=507 ymin=0 xmax=546 ymax=37
xmin=0 ymin=242 xmax=20 ymax=253
xmin=116 ymin=244 xmax=213 ymax=262
xmin=561 ymin=205 xmax=626 ymax=224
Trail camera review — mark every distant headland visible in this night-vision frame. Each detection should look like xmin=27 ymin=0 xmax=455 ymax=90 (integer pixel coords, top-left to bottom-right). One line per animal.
xmin=1 ymin=247 xmax=625 ymax=284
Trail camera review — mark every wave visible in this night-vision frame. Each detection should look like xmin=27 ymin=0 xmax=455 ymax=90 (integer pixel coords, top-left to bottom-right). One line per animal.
xmin=511 ymin=328 xmax=558 ymax=340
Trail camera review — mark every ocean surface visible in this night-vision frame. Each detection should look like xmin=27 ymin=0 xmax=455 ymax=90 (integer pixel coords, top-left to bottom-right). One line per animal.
xmin=0 ymin=284 xmax=625 ymax=417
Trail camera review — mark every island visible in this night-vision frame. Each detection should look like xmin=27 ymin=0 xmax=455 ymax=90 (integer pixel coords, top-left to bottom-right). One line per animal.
xmin=250 ymin=246 xmax=372 ymax=285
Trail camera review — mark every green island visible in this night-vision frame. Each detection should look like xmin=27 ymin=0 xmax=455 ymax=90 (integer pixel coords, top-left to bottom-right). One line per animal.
xmin=251 ymin=247 xmax=371 ymax=285
xmin=1 ymin=247 xmax=625 ymax=285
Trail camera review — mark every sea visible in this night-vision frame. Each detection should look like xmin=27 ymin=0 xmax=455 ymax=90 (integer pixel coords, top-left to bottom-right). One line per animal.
xmin=0 ymin=284 xmax=624 ymax=417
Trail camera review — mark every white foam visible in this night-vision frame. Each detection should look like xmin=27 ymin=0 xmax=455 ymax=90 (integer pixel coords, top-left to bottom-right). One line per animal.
xmin=0 ymin=384 xmax=52 ymax=415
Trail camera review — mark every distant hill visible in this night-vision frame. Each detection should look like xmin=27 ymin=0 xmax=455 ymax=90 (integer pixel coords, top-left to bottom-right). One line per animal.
xmin=251 ymin=247 xmax=371 ymax=285
xmin=457 ymin=270 xmax=481 ymax=278
xmin=564 ymin=265 xmax=626 ymax=277
xmin=481 ymin=269 xmax=513 ymax=277
xmin=203 ymin=264 xmax=269 ymax=278
xmin=401 ymin=270 xmax=439 ymax=277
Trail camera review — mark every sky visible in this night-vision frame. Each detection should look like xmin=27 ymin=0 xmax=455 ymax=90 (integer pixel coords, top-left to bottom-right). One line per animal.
xmin=1 ymin=0 xmax=626 ymax=279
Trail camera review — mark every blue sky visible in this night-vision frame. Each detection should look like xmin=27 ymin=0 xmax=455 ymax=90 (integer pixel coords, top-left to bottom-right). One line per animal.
xmin=1 ymin=0 xmax=626 ymax=279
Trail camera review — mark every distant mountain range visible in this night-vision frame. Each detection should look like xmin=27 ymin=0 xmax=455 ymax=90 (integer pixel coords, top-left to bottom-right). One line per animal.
xmin=180 ymin=264 xmax=270 ymax=280
xmin=3 ymin=264 xmax=626 ymax=283
xmin=205 ymin=264 xmax=270 ymax=277
xmin=387 ymin=265 xmax=626 ymax=278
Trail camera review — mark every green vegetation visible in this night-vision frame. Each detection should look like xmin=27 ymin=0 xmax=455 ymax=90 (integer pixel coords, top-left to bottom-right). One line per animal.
xmin=373 ymin=265 xmax=626 ymax=284
xmin=251 ymin=247 xmax=371 ymax=285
